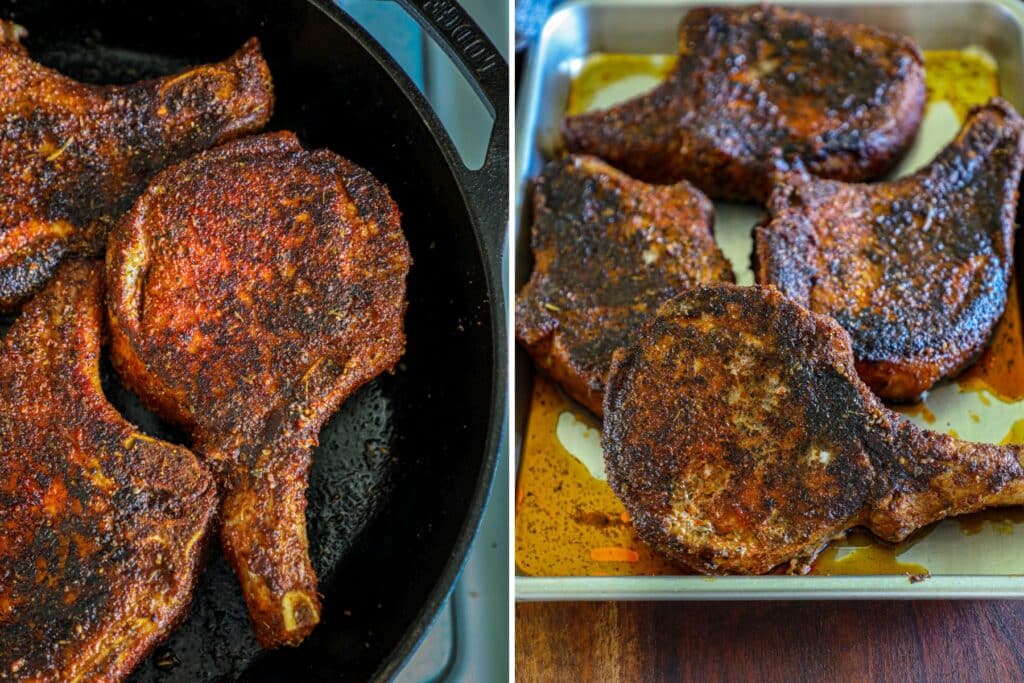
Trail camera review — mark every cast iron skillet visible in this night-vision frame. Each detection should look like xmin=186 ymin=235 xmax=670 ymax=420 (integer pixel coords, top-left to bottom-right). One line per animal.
xmin=0 ymin=0 xmax=507 ymax=679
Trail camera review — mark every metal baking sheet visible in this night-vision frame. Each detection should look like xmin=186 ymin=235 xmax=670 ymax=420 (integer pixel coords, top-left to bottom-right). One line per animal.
xmin=515 ymin=0 xmax=1024 ymax=599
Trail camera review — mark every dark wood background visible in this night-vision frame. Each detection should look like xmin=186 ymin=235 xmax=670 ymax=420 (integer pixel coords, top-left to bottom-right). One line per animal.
xmin=516 ymin=601 xmax=1024 ymax=681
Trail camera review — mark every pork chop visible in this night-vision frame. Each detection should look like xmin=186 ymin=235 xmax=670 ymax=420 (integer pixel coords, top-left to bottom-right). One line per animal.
xmin=562 ymin=5 xmax=926 ymax=202
xmin=0 ymin=261 xmax=216 ymax=680
xmin=105 ymin=132 xmax=410 ymax=648
xmin=516 ymin=154 xmax=733 ymax=415
xmin=603 ymin=284 xmax=1024 ymax=574
xmin=754 ymin=98 xmax=1024 ymax=401
xmin=0 ymin=20 xmax=273 ymax=310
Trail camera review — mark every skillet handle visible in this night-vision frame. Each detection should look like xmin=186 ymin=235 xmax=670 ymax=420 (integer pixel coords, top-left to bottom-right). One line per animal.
xmin=392 ymin=0 xmax=509 ymax=268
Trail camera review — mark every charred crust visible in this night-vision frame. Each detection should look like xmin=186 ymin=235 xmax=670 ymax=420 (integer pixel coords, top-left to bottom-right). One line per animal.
xmin=602 ymin=284 xmax=1024 ymax=573
xmin=0 ymin=261 xmax=216 ymax=679
xmin=755 ymin=98 xmax=1024 ymax=400
xmin=602 ymin=284 xmax=881 ymax=573
xmin=0 ymin=29 xmax=274 ymax=311
xmin=562 ymin=4 xmax=926 ymax=202
xmin=516 ymin=154 xmax=733 ymax=415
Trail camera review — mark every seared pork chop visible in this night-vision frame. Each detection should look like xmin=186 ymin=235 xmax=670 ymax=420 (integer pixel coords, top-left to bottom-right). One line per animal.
xmin=0 ymin=21 xmax=273 ymax=310
xmin=516 ymin=155 xmax=733 ymax=415
xmin=106 ymin=132 xmax=410 ymax=648
xmin=755 ymin=98 xmax=1024 ymax=401
xmin=562 ymin=5 xmax=925 ymax=202
xmin=603 ymin=284 xmax=1024 ymax=575
xmin=0 ymin=261 xmax=216 ymax=680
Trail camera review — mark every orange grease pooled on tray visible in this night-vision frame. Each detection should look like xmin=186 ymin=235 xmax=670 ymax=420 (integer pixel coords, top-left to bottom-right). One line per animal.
xmin=958 ymin=281 xmax=1024 ymax=401
xmin=924 ymin=50 xmax=1000 ymax=121
xmin=1001 ymin=418 xmax=1024 ymax=446
xmin=811 ymin=531 xmax=927 ymax=576
xmin=892 ymin=400 xmax=936 ymax=424
xmin=515 ymin=375 xmax=678 ymax=576
xmin=956 ymin=508 xmax=1024 ymax=536
xmin=566 ymin=54 xmax=676 ymax=116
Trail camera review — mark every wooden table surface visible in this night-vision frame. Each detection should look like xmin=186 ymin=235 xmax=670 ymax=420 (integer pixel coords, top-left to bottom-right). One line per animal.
xmin=516 ymin=601 xmax=1024 ymax=681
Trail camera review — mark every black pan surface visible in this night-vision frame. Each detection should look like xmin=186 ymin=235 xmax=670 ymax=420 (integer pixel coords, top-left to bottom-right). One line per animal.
xmin=0 ymin=0 xmax=506 ymax=679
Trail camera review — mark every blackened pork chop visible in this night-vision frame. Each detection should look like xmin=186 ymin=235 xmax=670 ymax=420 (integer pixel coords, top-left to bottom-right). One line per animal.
xmin=105 ymin=132 xmax=410 ymax=648
xmin=754 ymin=98 xmax=1024 ymax=401
xmin=0 ymin=261 xmax=216 ymax=680
xmin=0 ymin=20 xmax=273 ymax=310
xmin=562 ymin=5 xmax=925 ymax=202
xmin=516 ymin=154 xmax=733 ymax=415
xmin=603 ymin=284 xmax=1024 ymax=575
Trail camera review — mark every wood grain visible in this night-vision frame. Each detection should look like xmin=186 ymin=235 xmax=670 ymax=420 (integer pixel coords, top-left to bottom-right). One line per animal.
xmin=516 ymin=601 xmax=1024 ymax=681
